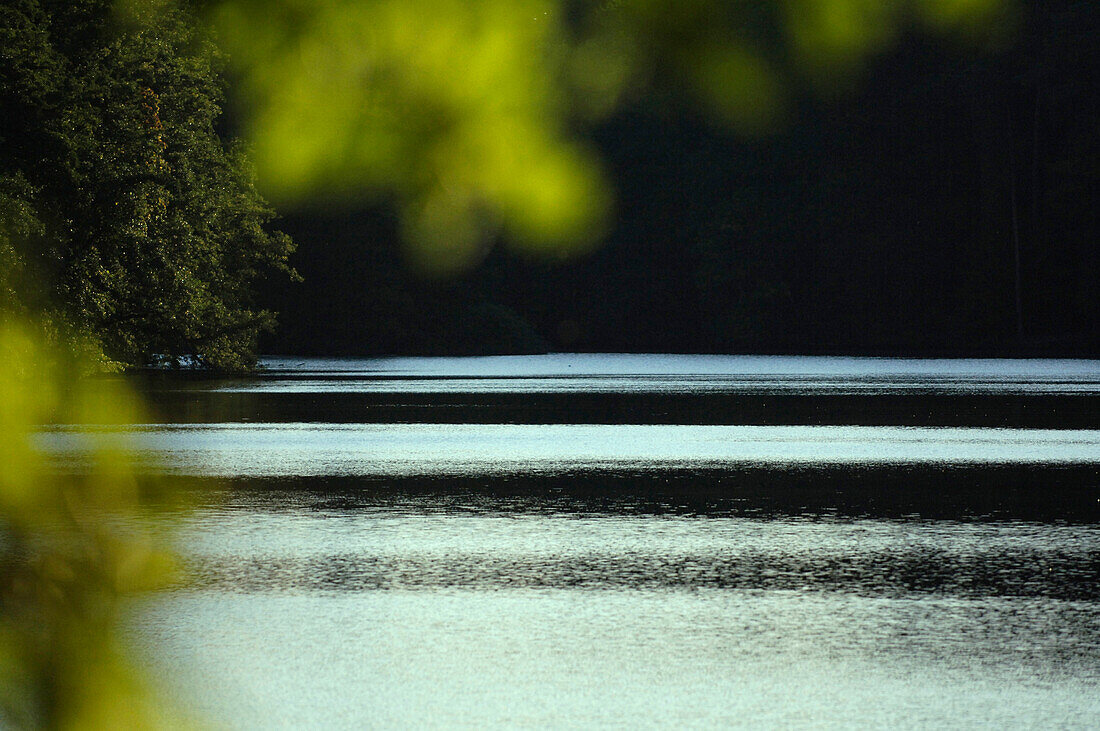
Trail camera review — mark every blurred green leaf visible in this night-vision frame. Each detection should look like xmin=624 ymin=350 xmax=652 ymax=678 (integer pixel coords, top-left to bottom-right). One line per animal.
xmin=205 ymin=0 xmax=1013 ymax=272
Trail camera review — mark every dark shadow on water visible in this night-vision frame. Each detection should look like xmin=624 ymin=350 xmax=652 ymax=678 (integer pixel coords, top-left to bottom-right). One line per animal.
xmin=189 ymin=549 xmax=1100 ymax=601
xmin=188 ymin=465 xmax=1100 ymax=523
xmin=172 ymin=470 xmax=1100 ymax=608
xmin=142 ymin=390 xmax=1100 ymax=428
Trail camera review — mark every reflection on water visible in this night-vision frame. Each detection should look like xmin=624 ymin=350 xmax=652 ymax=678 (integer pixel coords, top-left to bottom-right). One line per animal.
xmin=235 ymin=354 xmax=1100 ymax=395
xmin=42 ymin=423 xmax=1100 ymax=476
xmin=137 ymin=591 xmax=1100 ymax=728
xmin=132 ymin=488 xmax=1100 ymax=728
xmin=139 ymin=354 xmax=1100 ymax=428
xmin=122 ymin=355 xmax=1100 ymax=728
xmin=180 ymin=490 xmax=1100 ymax=600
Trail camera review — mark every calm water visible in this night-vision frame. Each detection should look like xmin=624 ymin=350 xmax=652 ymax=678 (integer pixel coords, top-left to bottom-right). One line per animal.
xmin=226 ymin=354 xmax=1100 ymax=395
xmin=119 ymin=356 xmax=1100 ymax=728
xmin=42 ymin=423 xmax=1100 ymax=476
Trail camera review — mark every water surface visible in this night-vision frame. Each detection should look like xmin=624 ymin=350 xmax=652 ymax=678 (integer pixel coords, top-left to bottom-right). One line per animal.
xmin=236 ymin=354 xmax=1100 ymax=395
xmin=132 ymin=488 xmax=1100 ymax=728
xmin=46 ymin=423 xmax=1100 ymax=476
xmin=123 ymin=355 xmax=1100 ymax=728
xmin=139 ymin=354 xmax=1100 ymax=428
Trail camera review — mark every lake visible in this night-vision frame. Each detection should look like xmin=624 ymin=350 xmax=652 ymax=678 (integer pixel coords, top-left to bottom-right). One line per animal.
xmin=120 ymin=355 xmax=1100 ymax=728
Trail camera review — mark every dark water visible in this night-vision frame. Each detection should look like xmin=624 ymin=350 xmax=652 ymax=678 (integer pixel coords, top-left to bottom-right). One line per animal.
xmin=122 ymin=356 xmax=1100 ymax=728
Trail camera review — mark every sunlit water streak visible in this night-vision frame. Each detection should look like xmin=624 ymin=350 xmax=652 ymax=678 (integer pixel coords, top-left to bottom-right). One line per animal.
xmin=41 ymin=423 xmax=1100 ymax=476
xmin=200 ymin=354 xmax=1100 ymax=395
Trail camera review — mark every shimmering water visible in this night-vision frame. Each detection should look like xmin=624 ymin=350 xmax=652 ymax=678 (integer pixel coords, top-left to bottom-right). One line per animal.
xmin=41 ymin=423 xmax=1100 ymax=476
xmin=131 ymin=489 xmax=1100 ymax=728
xmin=121 ymin=356 xmax=1099 ymax=728
xmin=225 ymin=354 xmax=1100 ymax=395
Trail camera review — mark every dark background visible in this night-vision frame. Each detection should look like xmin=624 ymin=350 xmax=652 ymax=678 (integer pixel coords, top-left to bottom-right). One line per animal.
xmin=260 ymin=0 xmax=1098 ymax=358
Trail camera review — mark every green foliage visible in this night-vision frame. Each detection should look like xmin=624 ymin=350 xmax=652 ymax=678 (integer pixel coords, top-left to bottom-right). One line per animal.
xmin=0 ymin=318 xmax=193 ymax=728
xmin=0 ymin=175 xmax=42 ymax=312
xmin=0 ymin=0 xmax=295 ymax=370
xmin=205 ymin=0 xmax=1013 ymax=273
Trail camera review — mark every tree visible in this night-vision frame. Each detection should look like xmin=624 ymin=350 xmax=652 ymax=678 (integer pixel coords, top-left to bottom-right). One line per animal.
xmin=0 ymin=0 xmax=295 ymax=370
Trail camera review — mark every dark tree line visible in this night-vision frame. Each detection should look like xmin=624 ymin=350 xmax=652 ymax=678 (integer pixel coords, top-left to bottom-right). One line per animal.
xmin=6 ymin=1 xmax=1088 ymax=362
xmin=263 ymin=0 xmax=1097 ymax=357
xmin=0 ymin=0 xmax=295 ymax=370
